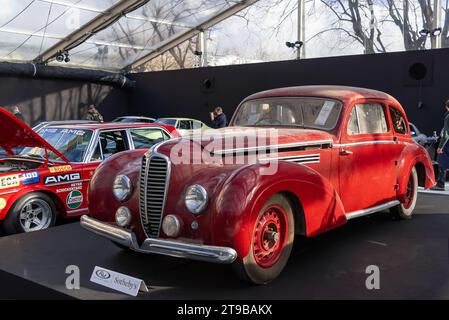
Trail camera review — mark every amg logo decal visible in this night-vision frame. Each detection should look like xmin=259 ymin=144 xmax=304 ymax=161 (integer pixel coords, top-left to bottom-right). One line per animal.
xmin=44 ymin=173 xmax=81 ymax=185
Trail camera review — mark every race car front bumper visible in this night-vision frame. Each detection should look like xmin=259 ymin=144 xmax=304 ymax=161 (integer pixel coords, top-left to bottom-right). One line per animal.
xmin=80 ymin=215 xmax=237 ymax=264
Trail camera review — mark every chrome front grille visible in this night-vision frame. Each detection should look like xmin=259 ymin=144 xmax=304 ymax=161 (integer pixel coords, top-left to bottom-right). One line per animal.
xmin=139 ymin=154 xmax=169 ymax=238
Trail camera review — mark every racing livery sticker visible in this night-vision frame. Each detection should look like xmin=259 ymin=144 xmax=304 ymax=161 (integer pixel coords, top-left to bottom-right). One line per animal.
xmin=66 ymin=190 xmax=83 ymax=209
xmin=0 ymin=198 xmax=6 ymax=210
xmin=49 ymin=165 xmax=73 ymax=173
xmin=0 ymin=174 xmax=20 ymax=189
xmin=56 ymin=182 xmax=83 ymax=194
xmin=44 ymin=173 xmax=81 ymax=185
xmin=21 ymin=172 xmax=40 ymax=185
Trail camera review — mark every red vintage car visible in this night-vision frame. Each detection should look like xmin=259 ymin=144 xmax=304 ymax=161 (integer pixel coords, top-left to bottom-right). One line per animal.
xmin=81 ymin=86 xmax=435 ymax=284
xmin=0 ymin=108 xmax=179 ymax=234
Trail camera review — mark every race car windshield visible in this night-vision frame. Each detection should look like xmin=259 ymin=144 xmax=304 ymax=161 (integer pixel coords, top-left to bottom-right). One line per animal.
xmin=19 ymin=128 xmax=93 ymax=163
xmin=233 ymin=97 xmax=343 ymax=130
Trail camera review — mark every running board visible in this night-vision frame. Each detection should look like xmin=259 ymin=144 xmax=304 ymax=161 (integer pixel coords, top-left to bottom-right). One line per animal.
xmin=345 ymin=200 xmax=400 ymax=220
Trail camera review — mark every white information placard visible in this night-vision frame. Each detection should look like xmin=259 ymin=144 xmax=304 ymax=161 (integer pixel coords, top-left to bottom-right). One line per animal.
xmin=90 ymin=266 xmax=149 ymax=296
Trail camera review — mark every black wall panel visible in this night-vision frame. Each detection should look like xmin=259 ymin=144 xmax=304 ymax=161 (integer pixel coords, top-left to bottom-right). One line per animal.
xmin=0 ymin=75 xmax=128 ymax=126
xmin=128 ymin=48 xmax=449 ymax=135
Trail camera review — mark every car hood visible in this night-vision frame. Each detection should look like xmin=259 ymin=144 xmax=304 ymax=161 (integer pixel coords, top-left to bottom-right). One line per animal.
xmin=157 ymin=126 xmax=335 ymax=157
xmin=0 ymin=108 xmax=68 ymax=162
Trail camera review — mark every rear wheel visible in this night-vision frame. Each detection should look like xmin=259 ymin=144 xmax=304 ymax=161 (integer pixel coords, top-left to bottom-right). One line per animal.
xmin=3 ymin=192 xmax=57 ymax=234
xmin=390 ymin=167 xmax=418 ymax=220
xmin=232 ymin=194 xmax=295 ymax=285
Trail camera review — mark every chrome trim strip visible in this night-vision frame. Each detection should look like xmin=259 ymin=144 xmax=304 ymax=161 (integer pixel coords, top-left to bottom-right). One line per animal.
xmin=259 ymin=154 xmax=320 ymax=164
xmin=334 ymin=141 xmax=396 ymax=148
xmin=153 ymin=151 xmax=171 ymax=238
xmin=214 ymin=140 xmax=333 ymax=155
xmin=66 ymin=208 xmax=88 ymax=215
xmin=139 ymin=153 xmax=149 ymax=235
xmin=0 ymin=189 xmax=20 ymax=196
xmin=345 ymin=200 xmax=400 ymax=220
xmin=80 ymin=215 xmax=237 ymax=264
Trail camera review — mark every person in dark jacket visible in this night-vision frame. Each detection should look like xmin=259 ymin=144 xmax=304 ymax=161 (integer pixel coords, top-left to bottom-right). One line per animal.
xmin=435 ymin=100 xmax=449 ymax=190
xmin=83 ymin=104 xmax=104 ymax=122
xmin=210 ymin=107 xmax=227 ymax=129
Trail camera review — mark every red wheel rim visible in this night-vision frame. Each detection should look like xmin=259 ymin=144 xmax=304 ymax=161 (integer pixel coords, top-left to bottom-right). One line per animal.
xmin=403 ymin=173 xmax=415 ymax=209
xmin=252 ymin=204 xmax=288 ymax=268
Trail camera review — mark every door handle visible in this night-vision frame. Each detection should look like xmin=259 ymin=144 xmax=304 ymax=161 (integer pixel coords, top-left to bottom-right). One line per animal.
xmin=340 ymin=149 xmax=353 ymax=156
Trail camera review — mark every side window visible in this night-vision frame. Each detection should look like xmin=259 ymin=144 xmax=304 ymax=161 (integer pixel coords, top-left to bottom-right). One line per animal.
xmin=347 ymin=107 xmax=359 ymax=135
xmin=389 ymin=106 xmax=408 ymax=135
xmin=347 ymin=103 xmax=388 ymax=135
xmin=192 ymin=121 xmax=202 ymax=129
xmin=99 ymin=130 xmax=128 ymax=159
xmin=131 ymin=128 xmax=167 ymax=149
xmin=90 ymin=143 xmax=103 ymax=161
xmin=178 ymin=120 xmax=192 ymax=130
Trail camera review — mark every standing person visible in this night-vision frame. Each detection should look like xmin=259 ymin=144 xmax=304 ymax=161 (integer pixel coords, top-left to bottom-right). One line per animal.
xmin=435 ymin=100 xmax=449 ymax=190
xmin=210 ymin=107 xmax=227 ymax=129
xmin=84 ymin=104 xmax=104 ymax=122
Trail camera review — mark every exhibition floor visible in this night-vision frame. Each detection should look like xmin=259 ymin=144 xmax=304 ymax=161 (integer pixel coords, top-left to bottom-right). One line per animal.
xmin=0 ymin=193 xmax=448 ymax=300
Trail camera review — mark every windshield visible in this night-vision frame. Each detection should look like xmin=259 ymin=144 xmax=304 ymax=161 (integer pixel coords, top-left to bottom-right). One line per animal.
xmin=19 ymin=128 xmax=93 ymax=163
xmin=156 ymin=119 xmax=177 ymax=126
xmin=233 ymin=97 xmax=343 ymax=130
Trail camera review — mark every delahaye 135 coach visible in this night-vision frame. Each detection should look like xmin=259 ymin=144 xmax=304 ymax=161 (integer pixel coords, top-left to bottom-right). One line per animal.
xmin=81 ymin=86 xmax=435 ymax=284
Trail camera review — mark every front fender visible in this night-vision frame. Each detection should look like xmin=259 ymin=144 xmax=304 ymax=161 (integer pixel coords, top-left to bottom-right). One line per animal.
xmin=88 ymin=150 xmax=146 ymax=239
xmin=212 ymin=161 xmax=346 ymax=259
xmin=0 ymin=185 xmax=60 ymax=220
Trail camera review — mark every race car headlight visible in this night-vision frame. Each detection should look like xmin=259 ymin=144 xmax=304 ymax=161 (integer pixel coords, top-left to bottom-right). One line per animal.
xmin=113 ymin=175 xmax=132 ymax=202
xmin=185 ymin=184 xmax=208 ymax=215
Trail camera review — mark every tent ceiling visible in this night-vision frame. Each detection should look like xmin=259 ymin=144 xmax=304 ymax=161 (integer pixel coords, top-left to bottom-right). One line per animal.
xmin=0 ymin=0 xmax=257 ymax=72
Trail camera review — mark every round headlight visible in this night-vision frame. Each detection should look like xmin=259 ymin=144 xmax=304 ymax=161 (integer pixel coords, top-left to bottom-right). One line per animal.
xmin=185 ymin=184 xmax=208 ymax=215
xmin=115 ymin=206 xmax=131 ymax=227
xmin=162 ymin=214 xmax=181 ymax=237
xmin=113 ymin=175 xmax=132 ymax=202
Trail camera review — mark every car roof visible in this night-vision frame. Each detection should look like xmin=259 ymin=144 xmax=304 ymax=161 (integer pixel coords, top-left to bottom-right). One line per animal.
xmin=243 ymin=85 xmax=400 ymax=105
xmin=158 ymin=117 xmax=201 ymax=122
xmin=45 ymin=122 xmax=174 ymax=131
xmin=115 ymin=116 xmax=155 ymax=119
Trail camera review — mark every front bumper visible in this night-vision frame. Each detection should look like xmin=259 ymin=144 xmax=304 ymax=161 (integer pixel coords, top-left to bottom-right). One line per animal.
xmin=80 ymin=215 xmax=237 ymax=264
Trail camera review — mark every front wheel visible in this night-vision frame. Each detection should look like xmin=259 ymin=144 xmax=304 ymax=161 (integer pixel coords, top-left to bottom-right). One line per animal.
xmin=3 ymin=192 xmax=57 ymax=234
xmin=390 ymin=167 xmax=418 ymax=220
xmin=232 ymin=194 xmax=295 ymax=285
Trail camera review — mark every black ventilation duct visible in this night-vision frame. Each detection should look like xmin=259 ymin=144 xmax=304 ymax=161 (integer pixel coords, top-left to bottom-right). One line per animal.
xmin=0 ymin=61 xmax=135 ymax=89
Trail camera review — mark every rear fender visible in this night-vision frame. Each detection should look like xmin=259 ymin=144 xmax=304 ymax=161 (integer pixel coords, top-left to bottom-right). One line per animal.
xmin=397 ymin=144 xmax=435 ymax=200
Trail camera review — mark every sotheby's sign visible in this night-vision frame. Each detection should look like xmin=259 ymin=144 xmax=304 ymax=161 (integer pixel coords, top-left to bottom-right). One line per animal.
xmin=90 ymin=266 xmax=149 ymax=296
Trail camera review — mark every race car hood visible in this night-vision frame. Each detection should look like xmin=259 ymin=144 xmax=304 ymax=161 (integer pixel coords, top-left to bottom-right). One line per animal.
xmin=0 ymin=108 xmax=68 ymax=162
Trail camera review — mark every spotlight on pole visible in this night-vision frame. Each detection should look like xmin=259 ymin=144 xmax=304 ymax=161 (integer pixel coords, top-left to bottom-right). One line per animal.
xmin=55 ymin=50 xmax=70 ymax=63
xmin=419 ymin=29 xmax=430 ymax=37
xmin=286 ymin=41 xmax=303 ymax=49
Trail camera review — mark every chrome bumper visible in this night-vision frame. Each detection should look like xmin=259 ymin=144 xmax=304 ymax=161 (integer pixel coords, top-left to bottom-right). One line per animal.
xmin=80 ymin=215 xmax=237 ymax=264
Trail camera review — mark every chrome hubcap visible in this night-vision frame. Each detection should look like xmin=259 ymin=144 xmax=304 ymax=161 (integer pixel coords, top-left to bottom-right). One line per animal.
xmin=19 ymin=199 xmax=52 ymax=232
